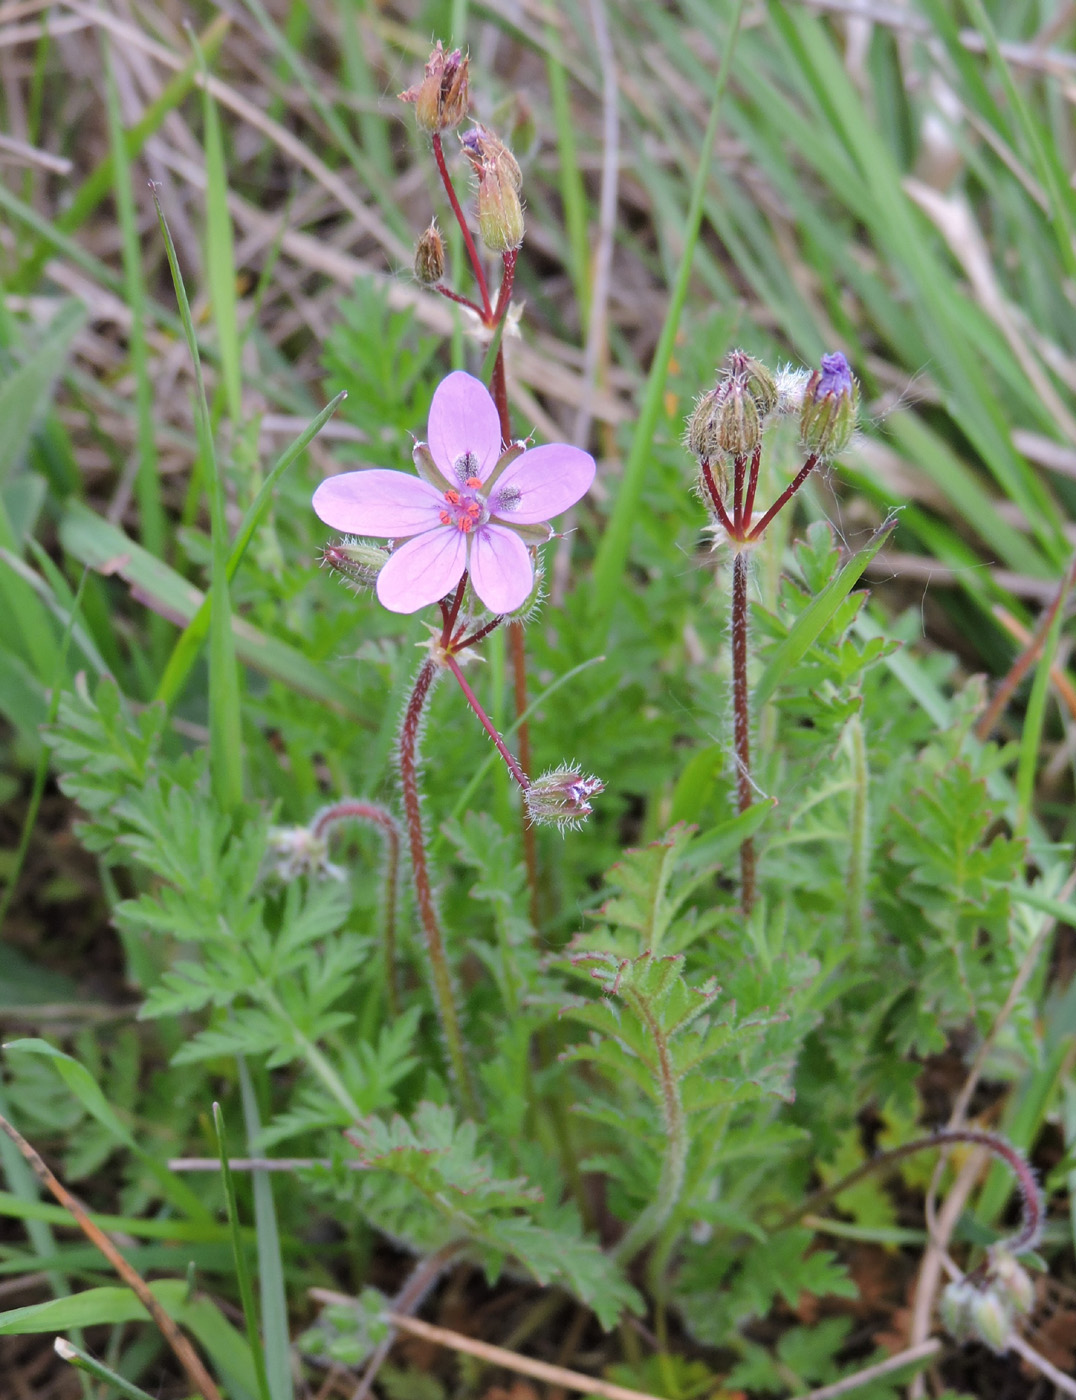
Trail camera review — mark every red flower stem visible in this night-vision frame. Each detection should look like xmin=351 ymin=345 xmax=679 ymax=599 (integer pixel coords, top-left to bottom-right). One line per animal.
xmin=399 ymin=659 xmax=479 ymax=1114
xmin=742 ymin=444 xmax=763 ymax=524
xmin=312 ymin=801 xmax=402 ymax=1016
xmin=781 ymin=1129 xmax=1043 ymax=1256
xmin=747 ymin=453 xmax=820 ymax=541
xmin=732 ymin=452 xmax=746 ymax=531
xmin=492 ymin=249 xmax=517 ymax=325
xmin=701 ymin=460 xmax=736 ymax=537
xmin=431 ymin=132 xmax=492 ymax=319
xmin=455 ymin=615 xmax=505 ymax=651
xmin=731 ymin=550 xmax=756 ymax=912
xmin=442 ymin=652 xmax=530 ymax=792
xmin=434 ymin=284 xmax=483 ymax=315
xmin=441 ymin=574 xmax=468 ymax=640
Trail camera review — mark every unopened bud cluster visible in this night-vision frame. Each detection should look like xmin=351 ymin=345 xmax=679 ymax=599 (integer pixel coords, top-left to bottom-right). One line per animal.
xmin=686 ymin=350 xmax=775 ymax=462
xmin=525 ymin=765 xmax=603 ymax=832
xmin=687 ymin=348 xmax=858 ymax=468
xmin=939 ymin=1249 xmax=1035 ymax=1353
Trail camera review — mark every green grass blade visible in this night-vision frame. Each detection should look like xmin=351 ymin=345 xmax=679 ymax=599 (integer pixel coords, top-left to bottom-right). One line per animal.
xmin=154 ymin=390 xmax=346 ymax=707
xmin=3 ymin=1041 xmax=212 ymax=1222
xmin=0 ymin=570 xmax=86 ymax=936
xmin=152 ymin=186 xmax=244 ymax=815
xmin=754 ymin=516 xmax=897 ymax=708
xmin=102 ymin=38 xmax=165 ymax=570
xmin=212 ymin=1102 xmax=273 ymax=1400
xmin=193 ymin=30 xmax=243 ymax=427
xmin=238 ymin=1062 xmax=293 ymax=1400
xmin=1015 ymin=567 xmax=1071 ymax=837
xmin=13 ymin=15 xmax=230 ymax=291
xmin=54 ymin=1339 xmax=158 ymax=1400
xmin=57 ymin=502 xmax=368 ymax=716
xmin=589 ymin=0 xmax=746 ymax=636
xmin=0 ymin=300 xmax=84 ymax=485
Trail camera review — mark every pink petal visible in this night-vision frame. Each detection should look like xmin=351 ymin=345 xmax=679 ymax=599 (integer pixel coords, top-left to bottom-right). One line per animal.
xmin=487 ymin=444 xmax=595 ymax=525
xmin=375 ymin=527 xmax=468 ymax=613
xmin=469 ymin=524 xmax=534 ymax=614
xmin=427 ymin=371 xmax=503 ymax=481
xmin=313 ymin=470 xmax=444 ymax=538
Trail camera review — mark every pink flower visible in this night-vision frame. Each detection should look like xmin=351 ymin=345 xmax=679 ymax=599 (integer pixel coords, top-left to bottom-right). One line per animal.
xmin=313 ymin=371 xmax=595 ymax=614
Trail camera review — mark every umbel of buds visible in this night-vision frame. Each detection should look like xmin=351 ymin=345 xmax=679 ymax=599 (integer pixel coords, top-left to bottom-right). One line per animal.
xmin=800 ymin=350 xmax=859 ymax=458
xmin=399 ymin=41 xmax=470 ymax=134
xmin=525 ymin=766 xmax=603 ymax=832
xmin=461 ymin=125 xmax=524 ymax=254
xmin=939 ymin=1249 xmax=1036 ymax=1353
xmin=414 ymin=222 xmax=446 ymax=285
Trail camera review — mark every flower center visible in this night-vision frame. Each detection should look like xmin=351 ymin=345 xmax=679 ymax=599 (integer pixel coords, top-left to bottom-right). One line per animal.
xmin=439 ymin=477 xmax=487 ymax=534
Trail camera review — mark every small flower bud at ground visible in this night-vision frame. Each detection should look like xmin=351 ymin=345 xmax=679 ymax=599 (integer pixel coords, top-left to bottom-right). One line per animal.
xmin=266 ymin=824 xmax=344 ymax=882
xmin=399 ymin=41 xmax=470 ymax=134
xmin=799 ymin=350 xmax=859 ymax=458
xmin=414 ymin=222 xmax=446 ymax=284
xmin=989 ymin=1249 xmax=1035 ymax=1316
xmin=321 ymin=537 xmax=390 ymax=591
xmin=723 ymin=348 xmax=778 ymax=417
xmin=525 ymin=765 xmax=603 ymax=832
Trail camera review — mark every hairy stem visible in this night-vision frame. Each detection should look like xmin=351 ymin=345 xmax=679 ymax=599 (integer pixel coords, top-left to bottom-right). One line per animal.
xmin=747 ymin=452 xmax=819 ymax=541
xmin=434 ymin=283 xmax=483 ymax=315
xmin=781 ymin=1128 xmax=1043 ymax=1255
xmin=399 ymin=659 xmax=479 ymax=1115
xmin=701 ymin=459 xmax=735 ymax=536
xmin=443 ymin=652 xmax=530 ymax=790
xmin=611 ymin=995 xmax=687 ymax=1263
xmin=431 ymin=131 xmax=492 ymax=318
xmin=731 ymin=550 xmax=756 ymax=912
xmin=742 ymin=443 xmax=762 ymax=524
xmin=732 ymin=451 xmax=746 ymax=531
xmin=312 ymin=800 xmax=402 ymax=1015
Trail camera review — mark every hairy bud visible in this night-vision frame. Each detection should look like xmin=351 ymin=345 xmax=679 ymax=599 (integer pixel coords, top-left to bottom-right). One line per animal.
xmin=399 ymin=42 xmax=470 ymax=134
xmin=723 ymin=348 xmax=778 ymax=417
xmin=525 ymin=765 xmax=603 ymax=832
xmin=321 ymin=537 xmax=390 ymax=591
xmin=414 ymin=222 xmax=446 ymax=285
xmin=461 ymin=125 xmax=524 ymax=253
xmin=939 ymin=1248 xmax=1035 ymax=1355
xmin=686 ymin=377 xmax=761 ymax=461
xmin=266 ymin=825 xmax=343 ymax=883
xmin=799 ymin=350 xmax=859 ymax=458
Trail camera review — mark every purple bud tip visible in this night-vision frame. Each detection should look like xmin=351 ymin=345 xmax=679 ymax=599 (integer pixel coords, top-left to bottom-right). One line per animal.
xmin=816 ymin=351 xmax=853 ymax=399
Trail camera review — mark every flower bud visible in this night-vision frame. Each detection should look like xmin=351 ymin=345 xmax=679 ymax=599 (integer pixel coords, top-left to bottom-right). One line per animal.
xmin=266 ymin=825 xmax=343 ymax=882
xmin=525 ymin=765 xmax=603 ymax=832
xmin=989 ymin=1250 xmax=1035 ymax=1316
xmin=414 ymin=222 xmax=446 ymax=285
xmin=461 ymin=126 xmax=524 ymax=253
xmin=723 ymin=348 xmax=778 ymax=417
xmin=399 ymin=42 xmax=470 ymax=134
xmin=321 ymin=537 xmax=390 ymax=591
xmin=686 ymin=377 xmax=761 ymax=461
xmin=799 ymin=351 xmax=859 ymax=458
